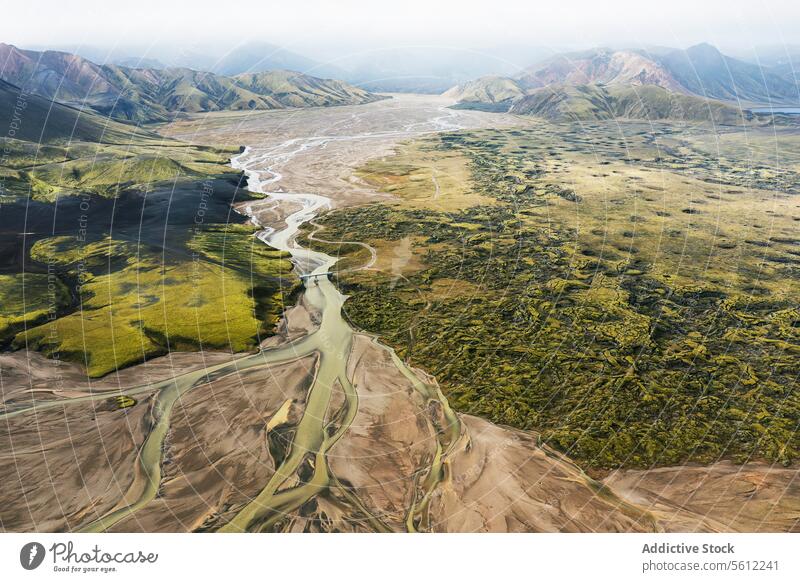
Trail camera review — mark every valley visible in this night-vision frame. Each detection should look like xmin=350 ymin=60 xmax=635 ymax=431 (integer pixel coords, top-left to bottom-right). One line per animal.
xmin=2 ymin=95 xmax=798 ymax=532
xmin=0 ymin=43 xmax=384 ymax=123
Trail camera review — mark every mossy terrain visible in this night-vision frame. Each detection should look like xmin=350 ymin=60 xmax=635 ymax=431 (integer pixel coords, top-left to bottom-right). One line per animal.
xmin=13 ymin=230 xmax=295 ymax=376
xmin=0 ymin=273 xmax=71 ymax=342
xmin=0 ymin=93 xmax=299 ymax=376
xmin=305 ymin=121 xmax=800 ymax=470
xmin=0 ymin=136 xmax=236 ymax=202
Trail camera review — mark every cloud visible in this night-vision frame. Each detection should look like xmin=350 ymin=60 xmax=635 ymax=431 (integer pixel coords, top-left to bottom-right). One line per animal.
xmin=1 ymin=0 xmax=798 ymax=57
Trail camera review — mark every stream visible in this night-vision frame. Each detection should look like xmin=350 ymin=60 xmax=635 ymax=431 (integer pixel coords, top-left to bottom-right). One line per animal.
xmin=1 ymin=106 xmax=467 ymax=532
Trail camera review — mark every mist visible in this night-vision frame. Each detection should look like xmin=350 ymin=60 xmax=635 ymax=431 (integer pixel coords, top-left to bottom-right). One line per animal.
xmin=3 ymin=0 xmax=800 ymax=62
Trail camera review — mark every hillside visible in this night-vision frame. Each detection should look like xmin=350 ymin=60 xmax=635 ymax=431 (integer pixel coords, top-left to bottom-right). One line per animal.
xmin=659 ymin=43 xmax=799 ymax=104
xmin=517 ymin=48 xmax=686 ymax=93
xmin=0 ymin=79 xmax=148 ymax=143
xmin=509 ymin=84 xmax=750 ymax=124
xmin=0 ymin=76 xmax=297 ymax=378
xmin=442 ymin=75 xmax=525 ymax=108
xmin=446 ymin=44 xmax=800 ymax=116
xmin=0 ymin=43 xmax=384 ymax=123
xmin=233 ymin=70 xmax=378 ymax=108
xmin=0 ymin=78 xmax=234 ymax=201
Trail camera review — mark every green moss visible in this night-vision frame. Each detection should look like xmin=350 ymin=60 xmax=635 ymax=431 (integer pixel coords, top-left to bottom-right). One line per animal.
xmin=1 ymin=135 xmax=237 ymax=203
xmin=16 ymin=232 xmax=297 ymax=377
xmin=306 ymin=127 xmax=800 ymax=470
xmin=188 ymin=224 xmax=294 ymax=279
xmin=0 ymin=273 xmax=71 ymax=342
xmin=1 ymin=92 xmax=298 ymax=377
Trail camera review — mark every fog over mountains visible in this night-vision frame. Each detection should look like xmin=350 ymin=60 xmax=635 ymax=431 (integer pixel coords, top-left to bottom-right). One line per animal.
xmin=2 ymin=40 xmax=798 ymax=127
xmin=60 ymin=40 xmax=800 ymax=98
xmin=0 ymin=43 xmax=383 ymax=123
xmin=449 ymin=44 xmax=799 ymax=105
xmin=445 ymin=43 xmax=800 ymax=122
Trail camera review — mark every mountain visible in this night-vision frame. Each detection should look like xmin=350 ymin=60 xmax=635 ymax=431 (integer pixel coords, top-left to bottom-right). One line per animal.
xmin=0 ymin=79 xmax=144 ymax=143
xmin=517 ymin=48 xmax=686 ymax=93
xmin=774 ymin=62 xmax=800 ymax=84
xmin=30 ymin=42 xmax=345 ymax=80
xmin=336 ymin=46 xmax=552 ymax=94
xmin=445 ymin=44 xmax=800 ymax=122
xmin=113 ymin=57 xmax=167 ymax=70
xmin=509 ymin=84 xmax=749 ymax=124
xmin=94 ymin=66 xmax=282 ymax=121
xmin=207 ymin=42 xmax=345 ymax=78
xmin=739 ymin=45 xmax=800 ymax=84
xmin=515 ymin=44 xmax=798 ymax=104
xmin=0 ymin=43 xmax=384 ymax=123
xmin=233 ymin=70 xmax=377 ymax=108
xmin=442 ymin=75 xmax=525 ymax=106
xmin=659 ymin=43 xmax=798 ymax=104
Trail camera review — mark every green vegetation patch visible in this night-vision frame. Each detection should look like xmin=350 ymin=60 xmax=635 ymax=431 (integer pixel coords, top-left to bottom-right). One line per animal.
xmin=307 ymin=127 xmax=800 ymax=470
xmin=1 ymin=137 xmax=238 ymax=202
xmin=15 ymin=227 xmax=297 ymax=377
xmin=1 ymin=91 xmax=298 ymax=377
xmin=0 ymin=273 xmax=71 ymax=342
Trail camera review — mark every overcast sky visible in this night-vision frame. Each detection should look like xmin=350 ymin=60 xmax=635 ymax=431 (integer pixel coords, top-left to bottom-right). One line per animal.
xmin=3 ymin=0 xmax=800 ymax=60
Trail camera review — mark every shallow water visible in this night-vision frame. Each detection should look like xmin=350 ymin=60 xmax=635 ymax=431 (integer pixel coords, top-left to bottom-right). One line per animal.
xmin=3 ymin=101 xmax=478 ymax=532
xmin=750 ymin=107 xmax=800 ymax=115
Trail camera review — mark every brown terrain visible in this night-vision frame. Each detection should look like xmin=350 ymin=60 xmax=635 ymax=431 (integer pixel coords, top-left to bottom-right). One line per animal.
xmin=1 ymin=95 xmax=798 ymax=532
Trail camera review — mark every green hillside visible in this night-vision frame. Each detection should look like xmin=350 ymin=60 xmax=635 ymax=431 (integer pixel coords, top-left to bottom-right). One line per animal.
xmin=233 ymin=70 xmax=382 ymax=107
xmin=509 ymin=84 xmax=750 ymax=124
xmin=0 ymin=44 xmax=385 ymax=123
xmin=0 ymin=79 xmax=142 ymax=143
xmin=0 ymin=81 xmax=299 ymax=376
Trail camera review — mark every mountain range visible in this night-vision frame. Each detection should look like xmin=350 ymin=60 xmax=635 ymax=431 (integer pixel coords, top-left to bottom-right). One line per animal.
xmin=0 ymin=78 xmax=142 ymax=143
xmin=56 ymin=42 xmax=555 ymax=95
xmin=0 ymin=43 xmax=383 ymax=123
xmin=507 ymin=84 xmax=748 ymax=124
xmin=447 ymin=43 xmax=800 ymax=122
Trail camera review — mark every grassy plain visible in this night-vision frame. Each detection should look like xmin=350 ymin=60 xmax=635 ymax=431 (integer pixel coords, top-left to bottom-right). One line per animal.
xmin=306 ymin=121 xmax=800 ymax=469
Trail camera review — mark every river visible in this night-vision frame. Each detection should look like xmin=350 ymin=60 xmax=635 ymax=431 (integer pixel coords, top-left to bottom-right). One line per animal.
xmin=17 ymin=102 xmax=476 ymax=532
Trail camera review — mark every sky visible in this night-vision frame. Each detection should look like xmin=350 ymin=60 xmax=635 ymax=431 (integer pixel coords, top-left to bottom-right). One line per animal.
xmin=2 ymin=0 xmax=800 ymax=62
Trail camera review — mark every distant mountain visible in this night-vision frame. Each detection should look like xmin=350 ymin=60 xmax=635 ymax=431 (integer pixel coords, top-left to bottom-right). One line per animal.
xmin=509 ymin=84 xmax=749 ymax=124
xmin=234 ymin=70 xmax=376 ymax=108
xmin=731 ymin=44 xmax=800 ymax=83
xmin=32 ymin=42 xmax=344 ymax=79
xmin=774 ymin=62 xmax=800 ymax=84
xmin=336 ymin=46 xmax=551 ymax=94
xmin=442 ymin=75 xmax=525 ymax=105
xmin=208 ymin=42 xmax=346 ymax=78
xmin=517 ymin=48 xmax=686 ymax=93
xmin=113 ymin=57 xmax=167 ymax=70
xmin=659 ymin=43 xmax=798 ymax=104
xmin=0 ymin=43 xmax=384 ymax=123
xmin=516 ymin=44 xmax=798 ymax=104
xmin=446 ymin=44 xmax=800 ymax=116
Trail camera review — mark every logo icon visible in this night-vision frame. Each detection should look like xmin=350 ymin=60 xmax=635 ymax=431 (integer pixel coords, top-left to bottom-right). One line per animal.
xmin=19 ymin=542 xmax=46 ymax=570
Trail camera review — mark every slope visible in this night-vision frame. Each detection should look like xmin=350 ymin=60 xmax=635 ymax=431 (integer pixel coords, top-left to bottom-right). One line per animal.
xmin=509 ymin=84 xmax=749 ymax=124
xmin=0 ymin=43 xmax=384 ymax=123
